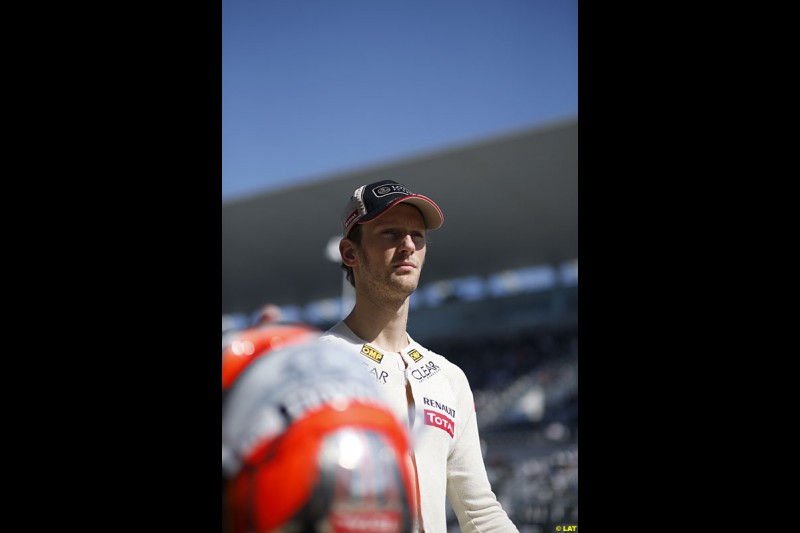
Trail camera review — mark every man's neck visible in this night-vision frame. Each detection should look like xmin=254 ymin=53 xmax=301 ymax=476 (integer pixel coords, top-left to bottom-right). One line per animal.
xmin=343 ymin=296 xmax=411 ymax=352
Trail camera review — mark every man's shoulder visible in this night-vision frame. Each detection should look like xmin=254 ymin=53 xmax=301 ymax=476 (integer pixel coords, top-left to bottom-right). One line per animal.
xmin=320 ymin=321 xmax=357 ymax=343
xmin=412 ymin=345 xmax=474 ymax=399
xmin=320 ymin=330 xmax=357 ymax=346
xmin=413 ymin=343 xmax=465 ymax=374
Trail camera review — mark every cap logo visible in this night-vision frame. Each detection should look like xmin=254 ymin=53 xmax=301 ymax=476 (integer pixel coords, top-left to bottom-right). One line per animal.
xmin=372 ymin=184 xmax=411 ymax=198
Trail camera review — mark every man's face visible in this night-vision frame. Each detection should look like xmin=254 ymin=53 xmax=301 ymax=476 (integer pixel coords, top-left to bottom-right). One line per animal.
xmin=352 ymin=203 xmax=427 ymax=301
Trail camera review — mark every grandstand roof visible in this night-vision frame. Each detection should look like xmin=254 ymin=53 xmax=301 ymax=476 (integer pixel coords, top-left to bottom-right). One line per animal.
xmin=222 ymin=117 xmax=578 ymax=315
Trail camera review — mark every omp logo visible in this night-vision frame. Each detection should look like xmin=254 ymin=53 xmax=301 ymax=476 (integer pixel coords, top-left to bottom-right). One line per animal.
xmin=360 ymin=344 xmax=384 ymax=364
xmin=372 ymin=184 xmax=411 ymax=197
xmin=423 ymin=409 xmax=454 ymax=438
xmin=407 ymin=349 xmax=423 ymax=362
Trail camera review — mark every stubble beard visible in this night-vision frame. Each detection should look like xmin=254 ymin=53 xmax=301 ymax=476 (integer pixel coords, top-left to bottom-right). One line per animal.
xmin=358 ymin=253 xmax=421 ymax=306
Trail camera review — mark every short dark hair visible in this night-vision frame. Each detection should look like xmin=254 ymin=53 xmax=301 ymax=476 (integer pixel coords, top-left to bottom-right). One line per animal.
xmin=340 ymin=224 xmax=362 ymax=288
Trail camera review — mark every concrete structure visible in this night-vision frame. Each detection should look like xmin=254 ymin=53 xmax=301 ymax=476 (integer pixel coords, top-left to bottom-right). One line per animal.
xmin=222 ymin=117 xmax=577 ymax=317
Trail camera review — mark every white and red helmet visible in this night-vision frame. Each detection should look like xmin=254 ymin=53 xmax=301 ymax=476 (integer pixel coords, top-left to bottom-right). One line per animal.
xmin=222 ymin=337 xmax=417 ymax=533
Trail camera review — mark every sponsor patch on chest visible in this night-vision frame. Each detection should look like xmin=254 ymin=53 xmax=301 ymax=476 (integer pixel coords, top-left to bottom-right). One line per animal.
xmin=423 ymin=397 xmax=455 ymax=419
xmin=369 ymin=366 xmax=388 ymax=384
xmin=410 ymin=360 xmax=439 ymax=382
xmin=360 ymin=344 xmax=384 ymax=364
xmin=407 ymin=348 xmax=424 ymax=362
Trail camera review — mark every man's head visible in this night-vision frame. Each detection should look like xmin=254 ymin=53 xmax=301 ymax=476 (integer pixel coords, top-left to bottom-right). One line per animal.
xmin=339 ymin=180 xmax=444 ymax=290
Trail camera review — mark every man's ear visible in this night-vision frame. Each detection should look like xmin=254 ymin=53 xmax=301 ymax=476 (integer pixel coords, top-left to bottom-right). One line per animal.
xmin=340 ymin=239 xmax=357 ymax=266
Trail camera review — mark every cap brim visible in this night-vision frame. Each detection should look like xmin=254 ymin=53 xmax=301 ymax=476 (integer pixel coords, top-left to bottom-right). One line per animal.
xmin=360 ymin=194 xmax=444 ymax=230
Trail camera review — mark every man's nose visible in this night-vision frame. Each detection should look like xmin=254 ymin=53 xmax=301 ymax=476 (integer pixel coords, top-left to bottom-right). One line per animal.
xmin=398 ymin=234 xmax=415 ymax=254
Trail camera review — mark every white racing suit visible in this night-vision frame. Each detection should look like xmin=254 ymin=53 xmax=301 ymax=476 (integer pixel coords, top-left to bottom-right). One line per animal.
xmin=321 ymin=322 xmax=519 ymax=533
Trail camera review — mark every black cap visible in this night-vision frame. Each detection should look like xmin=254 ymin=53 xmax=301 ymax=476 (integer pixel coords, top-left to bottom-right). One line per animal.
xmin=341 ymin=179 xmax=444 ymax=238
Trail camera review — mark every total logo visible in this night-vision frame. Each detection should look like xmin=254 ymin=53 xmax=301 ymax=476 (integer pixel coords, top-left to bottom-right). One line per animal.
xmin=411 ymin=361 xmax=440 ymax=382
xmin=423 ymin=409 xmax=454 ymax=438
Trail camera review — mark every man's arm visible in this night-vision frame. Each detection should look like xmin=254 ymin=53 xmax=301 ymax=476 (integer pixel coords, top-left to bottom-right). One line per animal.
xmin=446 ymin=372 xmax=519 ymax=533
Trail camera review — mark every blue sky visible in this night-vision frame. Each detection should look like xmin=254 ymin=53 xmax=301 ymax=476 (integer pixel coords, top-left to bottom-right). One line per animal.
xmin=222 ymin=0 xmax=578 ymax=202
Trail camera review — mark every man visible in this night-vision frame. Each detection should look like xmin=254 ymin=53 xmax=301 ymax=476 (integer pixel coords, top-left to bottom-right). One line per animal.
xmin=320 ymin=179 xmax=519 ymax=533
